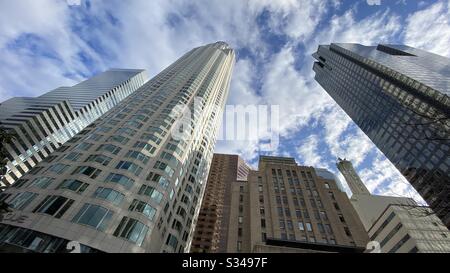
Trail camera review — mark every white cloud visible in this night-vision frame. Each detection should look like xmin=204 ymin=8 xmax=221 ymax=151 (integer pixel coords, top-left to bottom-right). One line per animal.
xmin=403 ymin=1 xmax=450 ymax=57
xmin=359 ymin=152 xmax=426 ymax=205
xmin=296 ymin=134 xmax=327 ymax=168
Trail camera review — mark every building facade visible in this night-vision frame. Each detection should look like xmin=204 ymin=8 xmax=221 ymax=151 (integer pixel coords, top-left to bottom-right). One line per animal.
xmin=368 ymin=204 xmax=450 ymax=253
xmin=313 ymin=43 xmax=450 ymax=228
xmin=195 ymin=155 xmax=369 ymax=253
xmin=0 ymin=69 xmax=148 ymax=186
xmin=190 ymin=154 xmax=250 ymax=253
xmin=338 ymin=159 xmax=450 ymax=252
xmin=0 ymin=42 xmax=235 ymax=253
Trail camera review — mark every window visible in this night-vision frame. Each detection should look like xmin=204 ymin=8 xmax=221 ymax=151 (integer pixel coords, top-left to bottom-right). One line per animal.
xmin=85 ymin=154 xmax=112 ymax=166
xmin=380 ymin=223 xmax=403 ymax=247
xmin=238 ymin=216 xmax=243 ymax=224
xmin=260 ymin=207 xmax=265 ymax=215
xmin=344 ymin=227 xmax=352 ymax=237
xmin=72 ymin=166 xmax=101 ymax=179
xmin=325 ymin=224 xmax=333 ymax=234
xmin=113 ymin=217 xmax=149 ymax=246
xmin=93 ymin=187 xmax=124 ymax=205
xmin=279 ymin=220 xmax=285 ymax=229
xmin=324 ymin=183 xmax=330 ymax=189
xmin=237 ymin=241 xmax=242 ymax=252
xmin=333 ymin=203 xmax=340 ymax=210
xmin=147 ymin=172 xmax=169 ymax=189
xmin=105 ymin=173 xmax=135 ymax=190
xmin=96 ymin=144 xmax=121 ymax=155
xmin=72 ymin=203 xmax=113 ymax=232
xmin=134 ymin=141 xmax=156 ymax=154
xmin=29 ymin=177 xmax=54 ymax=189
xmin=8 ymin=192 xmax=38 ymax=210
xmin=262 ymin=233 xmax=267 ymax=242
xmin=138 ymin=184 xmax=164 ymax=204
xmin=33 ymin=195 xmax=74 ymax=218
xmin=107 ymin=135 xmax=129 ymax=145
xmin=28 ymin=166 xmax=44 ymax=175
xmin=47 ymin=164 xmax=69 ymax=174
xmin=388 ymin=234 xmax=411 ymax=253
xmin=298 ymin=221 xmax=305 ymax=231
xmin=154 ymin=161 xmax=174 ymax=177
xmin=116 ymin=161 xmax=143 ymax=176
xmin=261 ymin=219 xmax=266 ymax=228
xmin=320 ymin=211 xmax=328 ymax=220
xmin=125 ymin=150 xmax=150 ymax=164
xmin=57 ymin=179 xmax=89 ymax=194
xmin=287 ymin=220 xmax=293 ymax=230
xmin=65 ymin=152 xmax=82 ymax=161
xmin=238 ymin=228 xmax=243 ymax=237
xmin=317 ymin=223 xmax=325 ymax=233
xmin=129 ymin=199 xmax=157 ymax=221
xmin=306 ymin=222 xmax=313 ymax=232
xmin=166 ymin=233 xmax=178 ymax=249
xmin=75 ymin=142 xmax=93 ymax=151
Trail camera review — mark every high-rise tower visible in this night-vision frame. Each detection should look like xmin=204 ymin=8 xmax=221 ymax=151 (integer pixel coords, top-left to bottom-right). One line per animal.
xmin=0 ymin=69 xmax=148 ymax=187
xmin=313 ymin=43 xmax=450 ymax=228
xmin=0 ymin=42 xmax=235 ymax=253
xmin=337 ymin=158 xmax=370 ymax=195
xmin=190 ymin=154 xmax=250 ymax=253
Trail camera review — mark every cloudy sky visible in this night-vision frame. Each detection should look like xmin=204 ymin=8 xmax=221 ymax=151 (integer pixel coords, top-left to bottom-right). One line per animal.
xmin=1 ymin=0 xmax=449 ymax=202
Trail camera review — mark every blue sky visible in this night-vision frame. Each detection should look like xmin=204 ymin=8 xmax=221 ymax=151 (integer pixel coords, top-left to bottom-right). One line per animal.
xmin=1 ymin=0 xmax=450 ymax=202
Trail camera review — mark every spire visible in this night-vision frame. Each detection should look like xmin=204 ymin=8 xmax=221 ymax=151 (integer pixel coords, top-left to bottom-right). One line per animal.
xmin=336 ymin=158 xmax=371 ymax=195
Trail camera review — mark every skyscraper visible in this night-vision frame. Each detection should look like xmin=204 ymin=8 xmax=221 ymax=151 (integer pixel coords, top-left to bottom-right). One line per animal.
xmin=313 ymin=43 xmax=450 ymax=228
xmin=337 ymin=158 xmax=371 ymax=195
xmin=0 ymin=69 xmax=148 ymax=187
xmin=338 ymin=159 xmax=450 ymax=253
xmin=192 ymin=155 xmax=369 ymax=253
xmin=190 ymin=154 xmax=250 ymax=253
xmin=0 ymin=42 xmax=235 ymax=253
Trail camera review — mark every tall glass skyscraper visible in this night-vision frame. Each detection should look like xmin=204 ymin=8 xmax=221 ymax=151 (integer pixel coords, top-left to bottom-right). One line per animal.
xmin=0 ymin=69 xmax=148 ymax=187
xmin=0 ymin=42 xmax=235 ymax=252
xmin=313 ymin=43 xmax=450 ymax=228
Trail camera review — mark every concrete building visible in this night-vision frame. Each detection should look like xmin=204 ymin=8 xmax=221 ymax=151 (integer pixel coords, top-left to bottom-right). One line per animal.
xmin=0 ymin=69 xmax=148 ymax=186
xmin=338 ymin=159 xmax=450 ymax=252
xmin=368 ymin=204 xmax=450 ymax=253
xmin=190 ymin=154 xmax=250 ymax=253
xmin=191 ymin=155 xmax=369 ymax=253
xmin=313 ymin=44 xmax=450 ymax=228
xmin=0 ymin=42 xmax=235 ymax=253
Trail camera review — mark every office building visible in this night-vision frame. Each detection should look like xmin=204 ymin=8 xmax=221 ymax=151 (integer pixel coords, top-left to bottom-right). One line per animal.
xmin=190 ymin=154 xmax=250 ymax=253
xmin=0 ymin=41 xmax=235 ymax=253
xmin=338 ymin=159 xmax=450 ymax=253
xmin=0 ymin=69 xmax=148 ymax=187
xmin=191 ymin=155 xmax=369 ymax=253
xmin=313 ymin=43 xmax=450 ymax=228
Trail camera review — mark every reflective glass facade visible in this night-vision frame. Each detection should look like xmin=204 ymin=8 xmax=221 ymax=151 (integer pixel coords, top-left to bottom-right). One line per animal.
xmin=0 ymin=69 xmax=148 ymax=186
xmin=0 ymin=42 xmax=235 ymax=253
xmin=313 ymin=43 xmax=450 ymax=228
